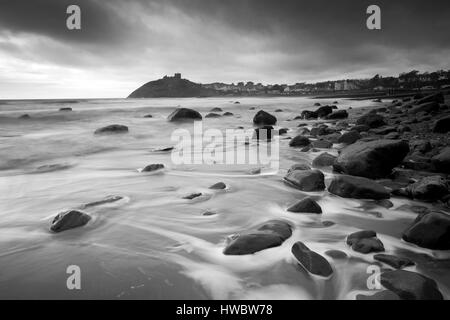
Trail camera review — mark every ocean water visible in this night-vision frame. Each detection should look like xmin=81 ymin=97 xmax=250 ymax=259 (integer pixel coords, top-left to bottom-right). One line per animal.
xmin=0 ymin=97 xmax=449 ymax=299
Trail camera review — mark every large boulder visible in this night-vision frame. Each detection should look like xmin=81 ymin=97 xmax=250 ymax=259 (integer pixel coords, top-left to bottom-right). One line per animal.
xmin=328 ymin=175 xmax=390 ymax=200
xmin=333 ymin=140 xmax=410 ymax=179
xmin=312 ymin=152 xmax=336 ymax=167
xmin=284 ymin=170 xmax=325 ymax=191
xmin=167 ymin=108 xmax=202 ymax=121
xmin=94 ymin=124 xmax=129 ymax=134
xmin=223 ymin=220 xmax=292 ymax=255
xmin=431 ymin=147 xmax=450 ymax=173
xmin=301 ymin=110 xmax=318 ymax=120
xmin=326 ymin=110 xmax=348 ymax=120
xmin=50 ymin=210 xmax=91 ymax=233
xmin=346 ymin=230 xmax=384 ymax=254
xmin=380 ymin=270 xmax=443 ymax=300
xmin=253 ymin=110 xmax=277 ymax=125
xmin=289 ymin=135 xmax=311 ymax=147
xmin=405 ymin=176 xmax=449 ymax=202
xmin=432 ymin=116 xmax=450 ymax=133
xmin=338 ymin=131 xmax=361 ymax=145
xmin=402 ymin=211 xmax=450 ymax=250
xmin=291 ymin=242 xmax=333 ymax=277
xmin=356 ymin=113 xmax=386 ymax=128
xmin=287 ymin=197 xmax=322 ymax=214
xmin=315 ymin=106 xmax=333 ymax=118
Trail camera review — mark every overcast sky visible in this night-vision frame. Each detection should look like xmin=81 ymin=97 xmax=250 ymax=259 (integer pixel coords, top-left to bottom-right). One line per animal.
xmin=0 ymin=0 xmax=449 ymax=99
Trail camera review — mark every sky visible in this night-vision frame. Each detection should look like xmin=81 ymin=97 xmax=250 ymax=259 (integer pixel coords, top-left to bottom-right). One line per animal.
xmin=0 ymin=0 xmax=449 ymax=99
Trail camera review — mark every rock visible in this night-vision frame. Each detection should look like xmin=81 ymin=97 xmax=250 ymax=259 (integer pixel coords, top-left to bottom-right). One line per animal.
xmin=19 ymin=114 xmax=31 ymax=119
xmin=328 ymin=175 xmax=390 ymax=200
xmin=333 ymin=140 xmax=410 ymax=179
xmin=326 ymin=110 xmax=348 ymax=120
xmin=351 ymin=238 xmax=385 ymax=254
xmin=284 ymin=170 xmax=325 ymax=191
xmin=205 ymin=112 xmax=221 ymax=118
xmin=351 ymin=124 xmax=371 ymax=133
xmin=59 ymin=107 xmax=72 ymax=112
xmin=311 ymin=140 xmax=333 ymax=149
xmin=94 ymin=124 xmax=129 ymax=134
xmin=211 ymin=107 xmax=223 ymax=112
xmin=168 ymin=108 xmax=202 ymax=121
xmin=408 ymin=102 xmax=440 ymax=115
xmin=433 ymin=116 xmax=450 ymax=133
xmin=253 ymin=110 xmax=277 ymax=125
xmin=374 ymin=254 xmax=414 ymax=269
xmin=209 ymin=182 xmax=226 ymax=190
xmin=288 ymin=164 xmax=311 ymax=173
xmin=314 ymin=103 xmax=321 ymax=107
xmin=325 ymin=250 xmax=348 ymax=259
xmin=370 ymin=126 xmax=398 ymax=135
xmin=50 ymin=210 xmax=91 ymax=232
xmin=373 ymin=99 xmax=382 ymax=103
xmin=289 ymin=135 xmax=311 ymax=147
xmin=301 ymin=110 xmax=318 ymax=120
xmin=275 ymin=109 xmax=283 ymax=112
xmin=279 ymin=128 xmax=288 ymax=135
xmin=291 ymin=242 xmax=333 ymax=277
xmin=380 ymin=270 xmax=443 ymax=300
xmin=375 ymin=199 xmax=393 ymax=209
xmin=143 ymin=114 xmax=153 ymax=118
xmin=316 ymin=106 xmax=333 ymax=118
xmin=431 ymin=147 xmax=450 ymax=173
xmin=142 ymin=163 xmax=164 ymax=172
xmin=202 ymin=211 xmax=216 ymax=216
xmin=223 ymin=220 xmax=293 ymax=255
xmin=82 ymin=195 xmax=124 ymax=209
xmin=356 ymin=113 xmax=386 ymax=128
xmin=346 ymin=230 xmax=377 ymax=245
xmin=356 ymin=291 xmax=400 ymax=300
xmin=402 ymin=211 xmax=450 ymax=250
xmin=223 ymin=112 xmax=234 ymax=116
xmin=338 ymin=131 xmax=361 ymax=144
xmin=405 ymin=176 xmax=449 ymax=201
xmin=183 ymin=193 xmax=202 ymax=200
xmin=287 ymin=197 xmax=322 ymax=214
xmin=322 ymin=221 xmax=335 ymax=227
xmin=312 ymin=152 xmax=336 ymax=167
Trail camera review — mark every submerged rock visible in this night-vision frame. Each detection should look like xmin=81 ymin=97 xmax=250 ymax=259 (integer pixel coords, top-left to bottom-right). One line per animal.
xmin=209 ymin=182 xmax=226 ymax=190
xmin=253 ymin=110 xmax=277 ymax=125
xmin=223 ymin=220 xmax=293 ymax=255
xmin=59 ymin=107 xmax=72 ymax=112
xmin=380 ymin=270 xmax=443 ymax=300
xmin=405 ymin=176 xmax=449 ymax=201
xmin=374 ymin=254 xmax=414 ymax=269
xmin=142 ymin=163 xmax=165 ymax=172
xmin=284 ymin=170 xmax=325 ymax=191
xmin=402 ymin=211 xmax=450 ymax=250
xmin=167 ymin=108 xmax=202 ymax=121
xmin=50 ymin=210 xmax=91 ymax=233
xmin=94 ymin=124 xmax=129 ymax=134
xmin=183 ymin=193 xmax=202 ymax=200
xmin=328 ymin=175 xmax=390 ymax=200
xmin=291 ymin=242 xmax=333 ymax=277
xmin=289 ymin=135 xmax=311 ymax=147
xmin=325 ymin=250 xmax=348 ymax=259
xmin=287 ymin=197 xmax=322 ymax=214
xmin=82 ymin=195 xmax=124 ymax=209
xmin=205 ymin=112 xmax=221 ymax=118
xmin=333 ymin=140 xmax=410 ymax=179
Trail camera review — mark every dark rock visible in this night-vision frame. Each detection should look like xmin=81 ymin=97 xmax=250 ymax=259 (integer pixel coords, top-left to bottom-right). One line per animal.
xmin=202 ymin=211 xmax=216 ymax=216
xmin=82 ymin=195 xmax=123 ymax=209
xmin=289 ymin=135 xmax=310 ymax=147
xmin=50 ymin=210 xmax=91 ymax=232
xmin=284 ymin=170 xmax=325 ymax=191
xmin=288 ymin=164 xmax=311 ymax=173
xmin=223 ymin=112 xmax=234 ymax=116
xmin=314 ymin=103 xmax=321 ymax=107
xmin=312 ymin=152 xmax=336 ymax=167
xmin=328 ymin=175 xmax=390 ymax=200
xmin=351 ymin=238 xmax=385 ymax=254
xmin=211 ymin=107 xmax=223 ymax=112
xmin=316 ymin=106 xmax=333 ymax=118
xmin=253 ymin=110 xmax=277 ymax=125
xmin=351 ymin=124 xmax=371 ymax=133
xmin=142 ymin=163 xmax=164 ymax=172
xmin=143 ymin=114 xmax=153 ymax=118
xmin=326 ymin=110 xmax=348 ymax=120
xmin=59 ymin=107 xmax=72 ymax=112
xmin=333 ymin=140 xmax=410 ymax=179
xmin=209 ymin=182 xmax=226 ymax=190
xmin=287 ymin=197 xmax=322 ymax=214
xmin=356 ymin=113 xmax=386 ymax=128
xmin=168 ymin=108 xmax=202 ymax=121
xmin=223 ymin=220 xmax=293 ymax=255
xmin=409 ymin=102 xmax=440 ymax=115
xmin=380 ymin=270 xmax=443 ymax=300
xmin=374 ymin=254 xmax=414 ymax=269
xmin=375 ymin=199 xmax=393 ymax=209
xmin=205 ymin=112 xmax=221 ymax=118
xmin=322 ymin=221 xmax=336 ymax=227
xmin=94 ymin=124 xmax=129 ymax=134
xmin=356 ymin=290 xmax=400 ymax=300
xmin=338 ymin=131 xmax=361 ymax=144
xmin=311 ymin=139 xmax=333 ymax=149
xmin=275 ymin=109 xmax=283 ymax=112
xmin=346 ymin=230 xmax=377 ymax=245
xmin=372 ymin=99 xmax=382 ymax=103
xmin=291 ymin=242 xmax=333 ymax=277
xmin=433 ymin=116 xmax=450 ymax=133
xmin=370 ymin=126 xmax=397 ymax=135
xmin=19 ymin=114 xmax=31 ymax=119
xmin=301 ymin=110 xmax=318 ymax=120
xmin=402 ymin=211 xmax=450 ymax=250
xmin=431 ymin=147 xmax=450 ymax=173
xmin=279 ymin=128 xmax=288 ymax=135
xmin=183 ymin=193 xmax=202 ymax=200
xmin=324 ymin=250 xmax=348 ymax=259
xmin=405 ymin=176 xmax=449 ymax=201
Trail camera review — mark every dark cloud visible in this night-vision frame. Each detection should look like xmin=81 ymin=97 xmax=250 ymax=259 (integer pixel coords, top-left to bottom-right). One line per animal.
xmin=0 ymin=0 xmax=449 ymax=98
